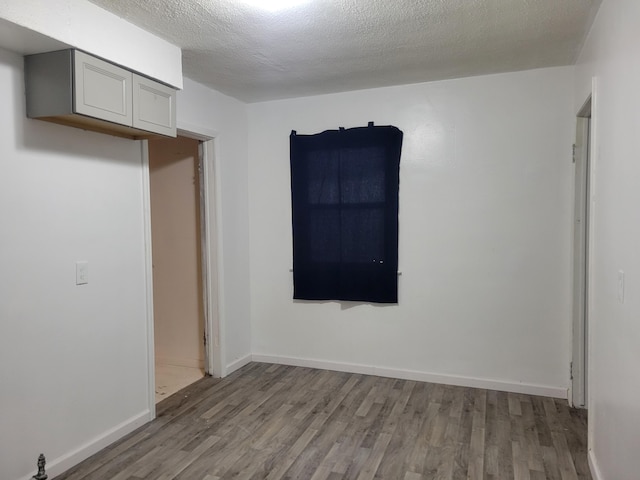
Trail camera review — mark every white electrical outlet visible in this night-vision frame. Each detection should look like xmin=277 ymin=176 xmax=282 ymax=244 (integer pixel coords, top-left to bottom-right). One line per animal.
xmin=76 ymin=261 xmax=89 ymax=285
xmin=618 ymin=270 xmax=624 ymax=304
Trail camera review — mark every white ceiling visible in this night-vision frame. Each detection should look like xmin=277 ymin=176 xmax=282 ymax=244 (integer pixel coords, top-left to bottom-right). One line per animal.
xmin=87 ymin=0 xmax=601 ymax=103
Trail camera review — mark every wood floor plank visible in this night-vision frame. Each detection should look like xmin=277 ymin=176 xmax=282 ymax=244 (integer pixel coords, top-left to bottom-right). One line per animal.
xmin=512 ymin=439 xmax=531 ymax=480
xmin=407 ymin=402 xmax=440 ymax=474
xmin=404 ymin=472 xmax=424 ymax=480
xmin=375 ymin=382 xmax=422 ymax=478
xmin=521 ymin=396 xmax=546 ymax=474
xmin=550 ymin=432 xmax=579 ymax=480
xmin=308 ymin=442 xmax=343 ymax=480
xmin=265 ymin=427 xmax=319 ymax=480
xmin=284 ymin=419 xmax=349 ymax=479
xmin=108 ymin=446 xmax=162 ymax=480
xmin=354 ymin=431 xmax=392 ymax=480
xmin=156 ymin=435 xmax=220 ymax=480
xmin=467 ymin=427 xmax=486 ymax=480
xmin=53 ymin=363 xmax=591 ymax=480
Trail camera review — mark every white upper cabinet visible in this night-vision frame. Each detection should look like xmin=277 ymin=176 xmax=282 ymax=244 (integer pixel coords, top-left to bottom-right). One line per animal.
xmin=132 ymin=74 xmax=176 ymax=137
xmin=25 ymin=49 xmax=177 ymax=138
xmin=74 ymin=50 xmax=133 ymax=127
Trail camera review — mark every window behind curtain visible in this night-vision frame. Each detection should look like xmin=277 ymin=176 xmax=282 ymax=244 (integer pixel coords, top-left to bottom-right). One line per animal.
xmin=290 ymin=124 xmax=403 ymax=303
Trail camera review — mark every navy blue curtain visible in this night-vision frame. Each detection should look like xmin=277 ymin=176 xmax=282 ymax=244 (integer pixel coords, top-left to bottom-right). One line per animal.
xmin=290 ymin=124 xmax=402 ymax=303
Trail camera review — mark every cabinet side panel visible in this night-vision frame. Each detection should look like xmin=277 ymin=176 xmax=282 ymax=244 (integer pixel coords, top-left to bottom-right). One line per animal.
xmin=24 ymin=49 xmax=73 ymax=118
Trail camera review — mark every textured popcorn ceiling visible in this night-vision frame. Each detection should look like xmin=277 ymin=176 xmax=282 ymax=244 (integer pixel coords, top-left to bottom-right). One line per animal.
xmin=87 ymin=0 xmax=601 ymax=102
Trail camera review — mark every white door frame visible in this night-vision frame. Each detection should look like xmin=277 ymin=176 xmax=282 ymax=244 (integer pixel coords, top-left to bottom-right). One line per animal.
xmin=571 ymin=95 xmax=592 ymax=408
xmin=142 ymin=123 xmax=226 ymax=417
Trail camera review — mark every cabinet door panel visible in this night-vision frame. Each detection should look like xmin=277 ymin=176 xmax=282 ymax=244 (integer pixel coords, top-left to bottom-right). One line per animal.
xmin=133 ymin=74 xmax=176 ymax=137
xmin=74 ymin=50 xmax=133 ymax=126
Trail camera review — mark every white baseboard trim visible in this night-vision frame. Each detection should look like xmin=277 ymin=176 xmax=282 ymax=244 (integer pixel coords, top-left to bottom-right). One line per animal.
xmin=226 ymin=353 xmax=253 ymax=375
xmin=155 ymin=356 xmax=204 ymax=369
xmin=252 ymin=354 xmax=567 ymax=399
xmin=21 ymin=410 xmax=152 ymax=480
xmin=588 ymin=450 xmax=604 ymax=480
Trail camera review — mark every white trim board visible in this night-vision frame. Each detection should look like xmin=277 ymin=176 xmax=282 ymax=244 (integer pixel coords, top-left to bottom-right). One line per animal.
xmin=20 ymin=410 xmax=151 ymax=480
xmin=201 ymin=138 xmax=226 ymax=378
xmin=588 ymin=450 xmax=604 ymax=480
xmin=226 ymin=354 xmax=253 ymax=375
xmin=177 ymin=123 xmax=218 ymax=140
xmin=140 ymin=141 xmax=156 ymax=422
xmin=252 ymin=354 xmax=568 ymax=399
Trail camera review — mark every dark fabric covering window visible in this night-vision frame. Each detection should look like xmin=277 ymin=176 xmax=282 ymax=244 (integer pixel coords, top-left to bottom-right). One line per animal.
xmin=290 ymin=124 xmax=402 ymax=303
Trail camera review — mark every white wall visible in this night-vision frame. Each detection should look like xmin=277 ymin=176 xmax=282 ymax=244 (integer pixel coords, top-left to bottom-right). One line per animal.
xmin=0 ymin=52 xmax=251 ymax=480
xmin=0 ymin=0 xmax=182 ymax=88
xmin=574 ymin=0 xmax=640 ymax=478
xmin=0 ymin=4 xmax=250 ymax=478
xmin=0 ymin=48 xmax=151 ymax=480
xmin=177 ymin=77 xmax=252 ymax=372
xmin=248 ymin=66 xmax=575 ymax=396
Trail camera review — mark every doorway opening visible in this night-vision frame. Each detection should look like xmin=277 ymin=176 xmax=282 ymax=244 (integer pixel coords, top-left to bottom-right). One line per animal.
xmin=148 ymin=135 xmax=207 ymax=403
xmin=572 ymin=96 xmax=592 ymax=408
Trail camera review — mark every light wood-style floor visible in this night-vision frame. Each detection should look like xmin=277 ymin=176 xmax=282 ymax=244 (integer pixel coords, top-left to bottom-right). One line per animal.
xmin=54 ymin=363 xmax=590 ymax=480
xmin=155 ymin=364 xmax=205 ymax=403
